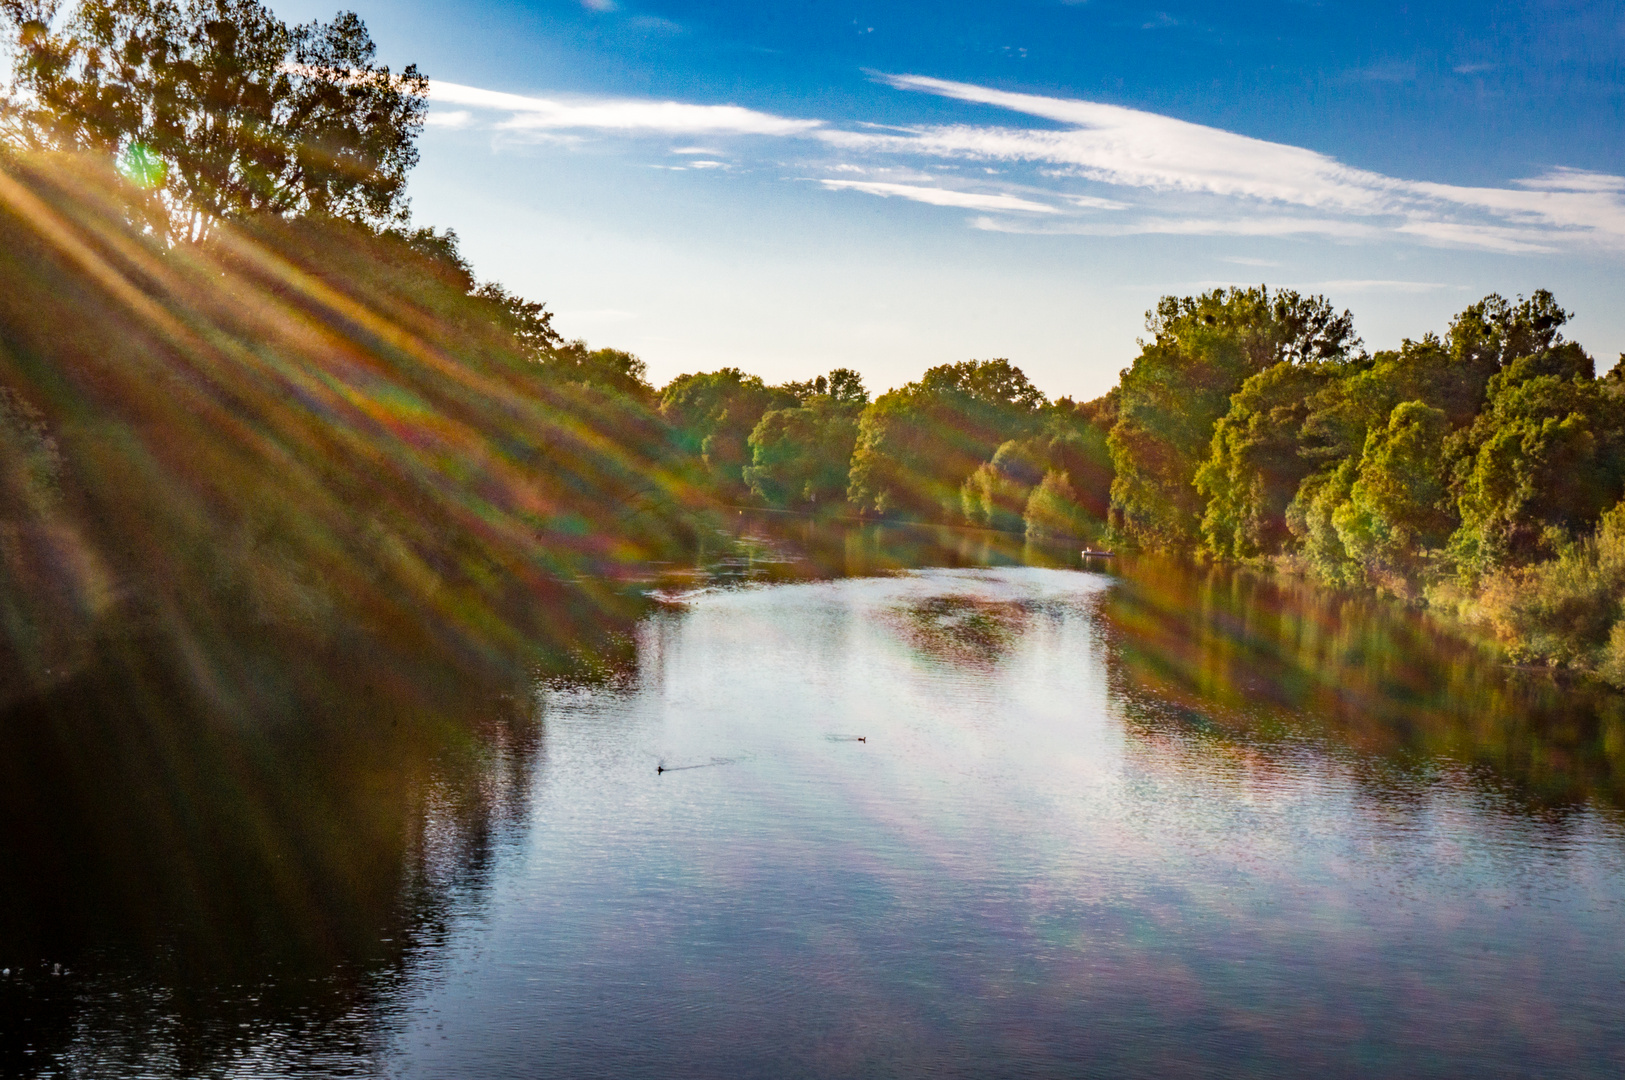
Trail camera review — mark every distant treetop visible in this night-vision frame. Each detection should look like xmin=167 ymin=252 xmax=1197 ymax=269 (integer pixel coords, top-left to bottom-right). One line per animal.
xmin=1144 ymin=286 xmax=1363 ymax=369
xmin=908 ymin=359 xmax=1047 ymax=412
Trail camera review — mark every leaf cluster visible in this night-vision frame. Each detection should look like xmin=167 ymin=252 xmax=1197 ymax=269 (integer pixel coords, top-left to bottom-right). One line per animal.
xmin=1 ymin=0 xmax=425 ymax=241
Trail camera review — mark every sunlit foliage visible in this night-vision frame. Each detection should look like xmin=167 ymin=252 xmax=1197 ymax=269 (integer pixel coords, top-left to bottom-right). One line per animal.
xmin=1333 ymin=400 xmax=1455 ymax=597
xmin=0 ymin=154 xmax=692 ymax=714
xmin=847 ymin=358 xmax=1045 ymax=521
xmin=1076 ymin=280 xmax=1625 ymax=682
xmin=959 ymin=402 xmax=1114 ymax=544
xmin=743 ymin=370 xmax=866 ymax=510
xmin=1108 ymin=287 xmax=1361 ymax=550
xmin=1269 ymin=291 xmax=1584 ymax=580
xmin=660 ymin=368 xmax=797 ymax=502
xmin=1195 ymin=361 xmax=1337 ymax=559
xmin=1468 ymin=504 xmax=1625 ymax=681
xmin=962 ymin=438 xmax=1047 ymax=531
xmin=1 ymin=0 xmax=425 ymax=242
xmin=6 ymin=0 xmax=1625 ymax=708
xmin=1449 ymin=341 xmax=1622 ymax=576
xmin=1023 ymin=470 xmax=1102 ymax=545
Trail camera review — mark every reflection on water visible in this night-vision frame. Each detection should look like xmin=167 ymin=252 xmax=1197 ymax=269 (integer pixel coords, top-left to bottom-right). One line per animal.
xmin=1103 ymin=556 xmax=1625 ymax=812
xmin=892 ymin=594 xmax=1035 ymax=668
xmin=4 ymin=523 xmax=1625 ymax=1077
xmin=0 ymin=650 xmax=551 ymax=1077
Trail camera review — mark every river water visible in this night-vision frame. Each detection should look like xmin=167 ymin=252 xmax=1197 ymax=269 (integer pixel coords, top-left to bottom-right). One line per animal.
xmin=4 ymin=526 xmax=1625 ymax=1077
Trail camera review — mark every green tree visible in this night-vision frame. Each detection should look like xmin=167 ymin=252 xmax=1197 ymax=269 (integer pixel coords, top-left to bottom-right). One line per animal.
xmin=961 ymin=438 xmax=1047 ymax=531
xmin=960 ymin=397 xmax=1115 ymax=537
xmin=1042 ymin=392 xmax=1116 ymax=523
xmin=1449 ymin=342 xmax=1620 ymax=575
xmin=847 ymin=359 xmax=1045 ymax=520
xmin=743 ymin=402 xmax=858 ymax=510
xmin=469 ymin=278 xmax=559 ymax=358
xmin=1 ymin=0 xmax=426 ymax=241
xmin=1469 ymin=502 xmax=1625 ymax=681
xmin=824 ymin=367 xmax=867 ymax=406
xmin=544 ymin=342 xmax=653 ymax=402
xmin=661 ymin=368 xmax=795 ymax=500
xmin=1109 ymin=287 xmax=1359 ymax=550
xmin=742 ymin=369 xmax=866 ymax=509
xmin=1024 ymin=470 xmax=1101 ymax=545
xmin=1279 ymin=291 xmax=1586 ymax=590
xmin=1285 ymin=458 xmax=1361 ymax=587
xmin=386 ymin=231 xmax=650 ymax=401
xmin=1195 ymin=361 xmax=1338 ymax=559
xmin=1331 ymin=400 xmax=1454 ymax=594
xmin=1296 ymin=294 xmax=1567 ymax=470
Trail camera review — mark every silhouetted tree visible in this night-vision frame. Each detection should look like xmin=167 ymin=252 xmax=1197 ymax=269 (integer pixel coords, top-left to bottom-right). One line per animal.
xmin=1 ymin=0 xmax=426 ymax=241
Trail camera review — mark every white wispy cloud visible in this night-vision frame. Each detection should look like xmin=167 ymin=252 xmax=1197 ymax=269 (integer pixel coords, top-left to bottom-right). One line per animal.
xmin=1393 ymin=219 xmax=1558 ymax=255
xmin=818 ymin=180 xmax=1058 ymax=213
xmin=853 ymin=74 xmax=1395 ymax=212
xmin=811 ymin=73 xmax=1625 ymax=252
xmin=430 ymin=81 xmax=821 ymax=136
xmin=968 ymin=215 xmax=1384 ymax=240
xmin=1516 ymin=168 xmax=1625 ymax=194
xmin=426 ymin=73 xmax=1625 ymax=255
xmin=425 ymin=109 xmax=473 ymax=129
xmin=1064 ymin=194 xmax=1132 ymax=210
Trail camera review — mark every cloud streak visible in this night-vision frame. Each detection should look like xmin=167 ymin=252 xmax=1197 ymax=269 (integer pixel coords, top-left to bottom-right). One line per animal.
xmin=426 ymin=74 xmax=1625 ymax=254
xmin=858 ymin=73 xmax=1625 ymax=250
xmin=818 ymin=180 xmax=1058 ymax=213
xmin=430 ymin=81 xmax=821 ymax=136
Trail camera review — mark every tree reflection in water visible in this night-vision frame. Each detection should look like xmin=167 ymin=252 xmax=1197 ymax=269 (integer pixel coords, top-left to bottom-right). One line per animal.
xmin=891 ymin=596 xmax=1034 ymax=669
xmin=682 ymin=515 xmax=1625 ymax=814
xmin=1099 ymin=555 xmax=1625 ymax=814
xmin=0 ymin=619 xmax=641 ymax=1076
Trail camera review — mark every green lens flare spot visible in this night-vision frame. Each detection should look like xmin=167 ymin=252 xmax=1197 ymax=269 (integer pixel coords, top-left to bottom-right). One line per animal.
xmin=117 ymin=143 xmax=165 ymax=189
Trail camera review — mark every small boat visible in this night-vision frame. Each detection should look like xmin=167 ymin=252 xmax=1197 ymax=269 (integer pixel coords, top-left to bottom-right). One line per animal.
xmin=1081 ymin=548 xmax=1116 ymax=558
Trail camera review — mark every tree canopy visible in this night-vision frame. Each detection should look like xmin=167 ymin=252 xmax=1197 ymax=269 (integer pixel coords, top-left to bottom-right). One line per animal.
xmin=1109 ymin=287 xmax=1362 ymax=550
xmin=847 ymin=359 xmax=1046 ymax=520
xmin=743 ymin=383 xmax=865 ymax=510
xmin=1 ymin=0 xmax=425 ymax=241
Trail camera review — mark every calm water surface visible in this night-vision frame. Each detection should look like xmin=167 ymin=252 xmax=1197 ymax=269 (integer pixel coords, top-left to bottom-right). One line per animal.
xmin=5 ymin=532 xmax=1625 ymax=1077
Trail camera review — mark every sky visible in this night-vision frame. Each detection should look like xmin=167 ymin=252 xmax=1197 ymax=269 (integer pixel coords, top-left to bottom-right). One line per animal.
xmin=274 ymin=0 xmax=1624 ymax=399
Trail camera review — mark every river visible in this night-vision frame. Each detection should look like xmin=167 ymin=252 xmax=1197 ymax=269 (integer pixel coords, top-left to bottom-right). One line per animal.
xmin=3 ymin=523 xmax=1624 ymax=1077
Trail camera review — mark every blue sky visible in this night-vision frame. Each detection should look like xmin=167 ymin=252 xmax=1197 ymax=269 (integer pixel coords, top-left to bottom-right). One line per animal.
xmin=283 ymin=1 xmax=1623 ymax=399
